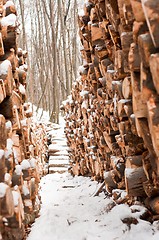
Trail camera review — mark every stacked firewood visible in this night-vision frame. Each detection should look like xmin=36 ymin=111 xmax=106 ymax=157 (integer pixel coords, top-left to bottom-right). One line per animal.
xmin=64 ymin=0 xmax=159 ymax=216
xmin=0 ymin=1 xmax=48 ymax=239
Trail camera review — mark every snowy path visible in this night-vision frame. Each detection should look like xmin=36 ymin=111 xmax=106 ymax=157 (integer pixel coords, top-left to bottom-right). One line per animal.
xmin=27 ymin=117 xmax=159 ymax=240
xmin=46 ymin=117 xmax=70 ymax=174
xmin=27 ymin=172 xmax=159 ymax=240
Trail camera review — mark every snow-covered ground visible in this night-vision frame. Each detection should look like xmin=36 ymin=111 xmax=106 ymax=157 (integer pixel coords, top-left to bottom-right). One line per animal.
xmin=27 ymin=172 xmax=159 ymax=240
xmin=27 ymin=112 xmax=159 ymax=240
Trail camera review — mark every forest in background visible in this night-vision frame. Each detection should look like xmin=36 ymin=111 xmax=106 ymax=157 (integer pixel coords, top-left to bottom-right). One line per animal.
xmin=14 ymin=0 xmax=82 ymax=123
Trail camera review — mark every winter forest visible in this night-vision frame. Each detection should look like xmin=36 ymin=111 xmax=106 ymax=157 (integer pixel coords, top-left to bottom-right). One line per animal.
xmin=15 ymin=0 xmax=81 ymax=123
xmin=1 ymin=0 xmax=159 ymax=240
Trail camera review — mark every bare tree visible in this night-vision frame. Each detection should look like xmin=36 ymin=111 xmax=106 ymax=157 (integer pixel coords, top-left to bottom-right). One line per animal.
xmin=15 ymin=0 xmax=81 ymax=123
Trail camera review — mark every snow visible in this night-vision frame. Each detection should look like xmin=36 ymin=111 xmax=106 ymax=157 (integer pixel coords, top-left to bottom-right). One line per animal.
xmin=21 ymin=159 xmax=31 ymax=170
xmin=26 ymin=113 xmax=159 ymax=240
xmin=15 ymin=165 xmax=22 ymax=175
xmin=6 ymin=138 xmax=13 ymax=149
xmin=80 ymin=90 xmax=89 ymax=97
xmin=0 ymin=149 xmax=4 ymax=159
xmin=48 ymin=144 xmax=69 ymax=153
xmin=19 ymin=83 xmax=26 ymax=95
xmin=21 ymin=118 xmax=27 ymax=126
xmin=19 ymin=64 xmax=28 ymax=71
xmin=118 ymin=99 xmax=131 ymax=104
xmin=1 ymin=14 xmax=17 ymax=27
xmin=13 ymin=148 xmax=19 ymax=165
xmin=30 ymin=157 xmax=36 ymax=168
xmin=32 ymin=104 xmax=50 ymax=122
xmin=78 ymin=65 xmax=87 ymax=75
xmin=4 ymin=1 xmax=15 ymax=8
xmin=78 ymin=8 xmax=85 ymax=17
xmin=22 ymin=182 xmax=30 ymax=196
xmin=0 ymin=183 xmax=8 ymax=198
xmin=81 ymin=100 xmax=88 ymax=109
xmin=18 ymin=48 xmax=22 ymax=53
xmin=0 ymin=60 xmax=11 ymax=75
xmin=62 ymin=95 xmax=73 ymax=107
xmin=24 ymin=199 xmax=32 ymax=207
xmin=4 ymin=173 xmax=12 ymax=185
xmin=27 ymin=173 xmax=159 ymax=240
xmin=5 ymin=120 xmax=12 ymax=129
xmin=12 ymin=190 xmax=19 ymax=207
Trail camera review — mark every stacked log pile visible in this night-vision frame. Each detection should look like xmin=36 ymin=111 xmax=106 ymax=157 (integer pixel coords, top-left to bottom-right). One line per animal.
xmin=64 ymin=0 xmax=159 ymax=217
xmin=0 ymin=1 xmax=48 ymax=239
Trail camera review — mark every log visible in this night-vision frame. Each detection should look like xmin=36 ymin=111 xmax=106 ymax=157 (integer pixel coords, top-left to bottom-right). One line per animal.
xmin=18 ymin=68 xmax=27 ymax=85
xmin=0 ymin=79 xmax=6 ymax=104
xmin=105 ymin=2 xmax=119 ymax=31
xmin=117 ymin=99 xmax=132 ymax=118
xmin=138 ymin=33 xmax=156 ymax=68
xmin=0 ymin=32 xmax=4 ymax=56
xmin=141 ymin=0 xmax=159 ymax=48
xmin=147 ymin=96 xmax=159 ymax=158
xmin=0 ymin=1 xmax=48 ymax=237
xmin=108 ymin=25 xmax=120 ymax=49
xmin=128 ymin=43 xmax=140 ymax=71
xmin=149 ymin=53 xmax=159 ymax=95
xmin=121 ymin=32 xmax=133 ymax=55
xmin=0 ymin=183 xmax=14 ymax=217
xmin=130 ymin=0 xmax=145 ymax=22
xmin=0 ymin=114 xmax=7 ymax=149
xmin=117 ymin=0 xmax=134 ymax=30
xmin=125 ymin=167 xmax=147 ymax=197
xmin=64 ymin=0 xmax=159 ymax=216
xmin=2 ymin=26 xmax=17 ymax=52
xmin=91 ymin=23 xmax=104 ymax=45
xmin=0 ymin=59 xmax=13 ymax=96
xmin=132 ymin=21 xmax=148 ymax=43
xmin=104 ymin=170 xmax=118 ymax=190
xmin=122 ymin=76 xmax=132 ymax=99
xmin=131 ymin=72 xmax=147 ymax=118
xmin=5 ymin=4 xmax=17 ymax=16
xmin=114 ymin=50 xmax=127 ymax=79
xmin=0 ymin=49 xmax=18 ymax=71
xmin=0 ymin=150 xmax=5 ymax=182
xmin=8 ymin=189 xmax=24 ymax=228
xmin=149 ymin=197 xmax=159 ymax=215
xmin=126 ymin=155 xmax=143 ymax=168
xmin=136 ymin=118 xmax=157 ymax=171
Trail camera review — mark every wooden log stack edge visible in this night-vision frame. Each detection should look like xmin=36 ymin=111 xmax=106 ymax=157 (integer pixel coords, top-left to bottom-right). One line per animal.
xmin=63 ymin=0 xmax=159 ymax=218
xmin=0 ymin=1 xmax=48 ymax=239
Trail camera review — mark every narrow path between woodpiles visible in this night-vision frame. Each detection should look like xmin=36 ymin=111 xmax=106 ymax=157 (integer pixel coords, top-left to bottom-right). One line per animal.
xmin=27 ymin=121 xmax=159 ymax=240
xmin=27 ymin=172 xmax=159 ymax=240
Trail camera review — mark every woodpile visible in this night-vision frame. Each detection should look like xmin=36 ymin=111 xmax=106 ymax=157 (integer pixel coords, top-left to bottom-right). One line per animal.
xmin=0 ymin=1 xmax=48 ymax=239
xmin=63 ymin=0 xmax=159 ymax=217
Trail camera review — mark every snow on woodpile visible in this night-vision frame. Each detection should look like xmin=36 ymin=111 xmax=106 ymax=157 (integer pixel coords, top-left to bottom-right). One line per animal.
xmin=0 ymin=182 xmax=9 ymax=198
xmin=4 ymin=1 xmax=15 ymax=8
xmin=21 ymin=159 xmax=31 ymax=170
xmin=0 ymin=60 xmax=11 ymax=74
xmin=1 ymin=13 xmax=17 ymax=27
xmin=0 ymin=2 xmax=49 ymax=239
xmin=63 ymin=0 xmax=159 ymax=223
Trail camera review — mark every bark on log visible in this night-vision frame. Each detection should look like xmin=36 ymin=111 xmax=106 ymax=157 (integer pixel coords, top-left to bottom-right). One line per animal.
xmin=63 ymin=0 xmax=159 ymax=217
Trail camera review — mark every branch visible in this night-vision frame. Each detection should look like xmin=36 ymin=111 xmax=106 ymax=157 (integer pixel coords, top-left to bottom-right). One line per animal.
xmin=93 ymin=181 xmax=105 ymax=197
xmin=64 ymin=0 xmax=71 ymax=25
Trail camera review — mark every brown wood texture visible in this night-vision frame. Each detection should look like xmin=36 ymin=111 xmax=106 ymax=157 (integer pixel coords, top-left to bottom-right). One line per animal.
xmin=0 ymin=2 xmax=48 ymax=239
xmin=63 ymin=0 xmax=159 ymax=215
